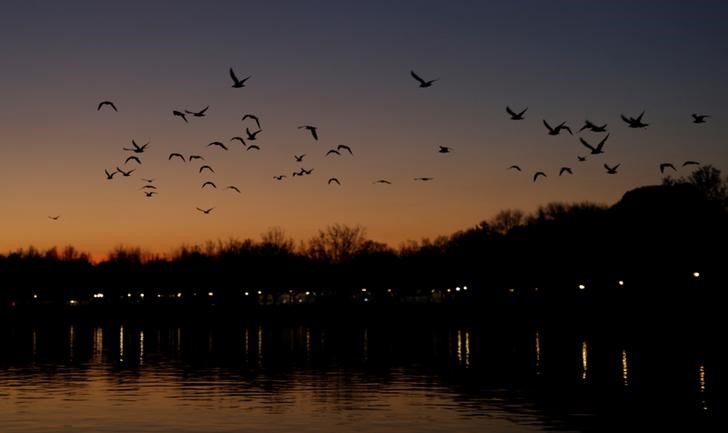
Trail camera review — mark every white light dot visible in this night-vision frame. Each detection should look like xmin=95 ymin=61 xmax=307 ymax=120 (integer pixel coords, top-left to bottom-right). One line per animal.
xmin=140 ymin=293 xmax=145 ymax=298
xmin=578 ymin=284 xmax=586 ymax=290
xmin=456 ymin=287 xmax=461 ymax=292
xmin=257 ymin=290 xmax=262 ymax=295
xmin=244 ymin=292 xmax=249 ymax=296
xmin=618 ymin=280 xmax=624 ymax=286
xmin=177 ymin=293 xmax=182 ymax=298
xmin=463 ymin=286 xmax=468 ymax=291
xmin=33 ymin=294 xmax=38 ymax=299
xmin=208 ymin=292 xmax=214 ymax=297
xmin=693 ymin=272 xmax=700 ymax=278
xmin=305 ymin=291 xmax=310 ymax=296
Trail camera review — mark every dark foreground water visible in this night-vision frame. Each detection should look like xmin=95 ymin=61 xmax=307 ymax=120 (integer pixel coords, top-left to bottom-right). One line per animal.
xmin=0 ymin=317 xmax=724 ymax=432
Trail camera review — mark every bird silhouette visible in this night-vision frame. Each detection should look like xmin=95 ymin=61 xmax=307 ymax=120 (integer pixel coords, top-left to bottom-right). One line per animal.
xmin=506 ymin=106 xmax=527 ymax=120
xmin=337 ymin=144 xmax=353 ymax=155
xmin=185 ymin=105 xmax=209 ymax=117
xmin=604 ymin=163 xmax=621 ymax=174
xmin=302 ymin=168 xmax=314 ymax=175
xmin=226 ymin=185 xmax=241 ymax=193
xmin=97 ymin=101 xmax=117 ymax=111
xmin=123 ymin=140 xmax=149 ymax=153
xmin=274 ymin=175 xmax=287 ymax=180
xmin=208 ymin=141 xmax=228 ymax=150
xmin=533 ymin=172 xmax=546 ymax=182
xmin=105 ymin=169 xmax=117 ymax=180
xmin=559 ymin=167 xmax=573 ymax=176
xmin=201 ymin=181 xmax=217 ymax=189
xmin=168 ymin=153 xmax=186 ymax=162
xmin=543 ymin=120 xmax=573 ymax=135
xmin=294 ymin=154 xmax=306 ymax=162
xmin=659 ymin=163 xmax=676 ymax=173
xmin=173 ymin=110 xmax=188 ymax=122
xmin=141 ymin=185 xmax=157 ymax=190
xmin=579 ymin=133 xmax=609 ymax=155
xmin=410 ymin=70 xmax=437 ymax=87
xmin=199 ymin=165 xmax=215 ymax=174
xmin=231 ymin=136 xmax=246 ymax=147
xmin=116 ymin=167 xmax=135 ymax=177
xmin=298 ymin=125 xmax=319 ymax=140
xmin=326 ymin=149 xmax=341 ymax=156
xmin=242 ymin=114 xmax=261 ymax=129
xmin=692 ymin=113 xmax=710 ymax=124
xmin=508 ymin=165 xmax=522 ymax=172
xmin=577 ymin=156 xmax=587 ymax=162
xmin=246 ymin=128 xmax=262 ymax=140
xmin=579 ymin=120 xmax=607 ymax=132
xmin=125 ymin=156 xmax=142 ymax=165
xmin=48 ymin=215 xmax=60 ymax=220
xmin=621 ymin=111 xmax=648 ymax=128
xmin=144 ymin=191 xmax=157 ymax=197
xmin=196 ymin=207 xmax=214 ymax=214
xmin=328 ymin=177 xmax=341 ymax=185
xmin=438 ymin=146 xmax=452 ymax=153
xmin=414 ymin=177 xmax=434 ymax=181
xmin=374 ymin=179 xmax=392 ymax=184
xmin=682 ymin=160 xmax=700 ymax=167
xmin=189 ymin=155 xmax=204 ymax=161
xmin=141 ymin=178 xmax=155 ymax=183
xmin=229 ymin=68 xmax=250 ymax=88
xmin=246 ymin=144 xmax=260 ymax=151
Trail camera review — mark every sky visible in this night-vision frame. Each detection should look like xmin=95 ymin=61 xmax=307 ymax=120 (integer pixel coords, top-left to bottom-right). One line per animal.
xmin=1 ymin=0 xmax=727 ymax=257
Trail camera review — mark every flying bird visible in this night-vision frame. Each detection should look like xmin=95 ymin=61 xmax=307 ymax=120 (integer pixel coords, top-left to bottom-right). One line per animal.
xmin=246 ymin=144 xmax=260 ymax=151
xmin=414 ymin=177 xmax=434 ymax=181
xmin=508 ymin=165 xmax=522 ymax=172
xmin=97 ymin=101 xmax=117 ymax=112
xmin=604 ymin=163 xmax=621 ymax=174
xmin=559 ymin=167 xmax=573 ymax=176
xmin=326 ymin=149 xmax=341 ymax=156
xmin=438 ymin=146 xmax=452 ymax=153
xmin=374 ymin=179 xmax=392 ymax=184
xmin=274 ymin=175 xmax=287 ymax=180
xmin=328 ymin=177 xmax=341 ymax=185
xmin=123 ymin=140 xmax=149 ymax=153
xmin=298 ymin=125 xmax=319 ymax=140
xmin=185 ymin=105 xmax=209 ymax=117
xmin=659 ymin=163 xmax=676 ymax=173
xmin=294 ymin=154 xmax=306 ymax=162
xmin=48 ymin=215 xmax=60 ymax=220
xmin=105 ymin=169 xmax=117 ymax=180
xmin=229 ymin=68 xmax=250 ymax=88
xmin=141 ymin=178 xmax=155 ymax=183
xmin=199 ymin=165 xmax=215 ymax=173
xmin=579 ymin=133 xmax=609 ymax=155
xmin=245 ymin=128 xmax=262 ymax=140
xmin=533 ymin=172 xmax=546 ymax=182
xmin=226 ymin=185 xmax=241 ymax=193
xmin=579 ymin=120 xmax=607 ymax=132
xmin=691 ymin=113 xmax=710 ymax=124
xmin=168 ymin=153 xmax=186 ymax=162
xmin=337 ymin=144 xmax=353 ymax=155
xmin=144 ymin=191 xmax=157 ymax=197
xmin=208 ymin=141 xmax=228 ymax=150
xmin=410 ymin=70 xmax=437 ymax=88
xmin=125 ymin=156 xmax=142 ymax=165
xmin=141 ymin=185 xmax=157 ymax=190
xmin=231 ymin=136 xmax=246 ymax=147
xmin=301 ymin=168 xmax=314 ymax=175
xmin=621 ymin=111 xmax=648 ymax=128
xmin=116 ymin=167 xmax=135 ymax=177
xmin=196 ymin=207 xmax=214 ymax=214
xmin=173 ymin=110 xmax=188 ymax=122
xmin=201 ymin=181 xmax=217 ymax=189
xmin=682 ymin=160 xmax=700 ymax=167
xmin=543 ymin=120 xmax=573 ymax=135
xmin=242 ymin=114 xmax=261 ymax=129
xmin=189 ymin=155 xmax=204 ymax=161
xmin=506 ymin=106 xmax=527 ymax=120
xmin=577 ymin=156 xmax=587 ymax=162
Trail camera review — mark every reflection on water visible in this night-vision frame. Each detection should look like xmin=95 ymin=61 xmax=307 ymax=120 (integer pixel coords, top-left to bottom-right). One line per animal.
xmin=0 ymin=320 xmax=723 ymax=433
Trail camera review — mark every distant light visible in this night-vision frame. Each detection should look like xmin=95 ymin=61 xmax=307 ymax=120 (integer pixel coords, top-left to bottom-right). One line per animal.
xmin=156 ymin=294 xmax=162 ymax=298
xmin=578 ymin=284 xmax=586 ymax=290
xmin=387 ymin=288 xmax=392 ymax=293
xmin=431 ymin=289 xmax=436 ymax=293
xmin=447 ymin=288 xmax=452 ymax=293
xmin=208 ymin=292 xmax=214 ymax=297
xmin=455 ymin=287 xmax=461 ymax=292
xmin=361 ymin=288 xmax=367 ymax=292
xmin=305 ymin=291 xmax=310 ymax=296
xmin=463 ymin=286 xmax=468 ymax=291
xmin=140 ymin=293 xmax=145 ymax=298
xmin=127 ymin=293 xmax=132 ymax=298
xmin=508 ymin=288 xmax=515 ymax=293
xmin=534 ymin=287 xmax=539 ymax=292
xmin=618 ymin=280 xmax=624 ymax=286
xmin=257 ymin=290 xmax=263 ymax=295
xmin=693 ymin=272 xmax=700 ymax=278
xmin=33 ymin=294 xmax=38 ymax=299
xmin=364 ymin=298 xmax=369 ymax=302
xmin=69 ymin=299 xmax=78 ymax=305
xmin=93 ymin=293 xmax=104 ymax=299
xmin=177 ymin=292 xmax=182 ymax=298
xmin=244 ymin=291 xmax=249 ymax=296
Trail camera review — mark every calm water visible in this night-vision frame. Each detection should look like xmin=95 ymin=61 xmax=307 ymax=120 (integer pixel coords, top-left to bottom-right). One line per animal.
xmin=0 ymin=318 xmax=724 ymax=432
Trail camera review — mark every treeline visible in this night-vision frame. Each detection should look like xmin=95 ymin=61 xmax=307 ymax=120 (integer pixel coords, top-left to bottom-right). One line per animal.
xmin=1 ymin=166 xmax=726 ymax=310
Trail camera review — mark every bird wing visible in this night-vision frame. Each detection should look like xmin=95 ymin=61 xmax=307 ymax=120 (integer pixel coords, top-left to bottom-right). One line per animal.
xmin=311 ymin=128 xmax=318 ymax=140
xmin=579 ymin=138 xmax=596 ymax=152
xmin=620 ymin=114 xmax=630 ymax=123
xmin=636 ymin=111 xmax=645 ymax=122
xmin=247 ymin=145 xmax=260 ymax=150
xmin=410 ymin=70 xmax=426 ymax=85
xmin=562 ymin=126 xmax=573 ymax=135
xmin=542 ymin=120 xmax=553 ymax=132
xmin=229 ymin=68 xmax=239 ymax=83
xmin=506 ymin=106 xmax=516 ymax=116
xmin=199 ymin=106 xmax=209 ymax=114
xmin=682 ymin=160 xmax=699 ymax=166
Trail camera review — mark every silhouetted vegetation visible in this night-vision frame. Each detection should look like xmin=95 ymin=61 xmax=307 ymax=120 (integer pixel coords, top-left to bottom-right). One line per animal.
xmin=2 ymin=166 xmax=726 ymax=318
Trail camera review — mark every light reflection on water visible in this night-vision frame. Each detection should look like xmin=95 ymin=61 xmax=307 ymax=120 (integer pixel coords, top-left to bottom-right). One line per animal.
xmin=0 ymin=321 xmax=722 ymax=433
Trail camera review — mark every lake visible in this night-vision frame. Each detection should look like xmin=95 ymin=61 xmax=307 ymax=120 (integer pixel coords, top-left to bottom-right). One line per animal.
xmin=0 ymin=316 xmax=723 ymax=432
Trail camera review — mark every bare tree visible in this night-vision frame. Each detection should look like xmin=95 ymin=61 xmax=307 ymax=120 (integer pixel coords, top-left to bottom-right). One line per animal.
xmin=260 ymin=226 xmax=295 ymax=253
xmin=307 ymin=223 xmax=368 ymax=263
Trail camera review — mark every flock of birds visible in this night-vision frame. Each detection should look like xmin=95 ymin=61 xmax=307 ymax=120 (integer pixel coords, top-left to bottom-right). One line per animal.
xmin=54 ymin=67 xmax=710 ymax=221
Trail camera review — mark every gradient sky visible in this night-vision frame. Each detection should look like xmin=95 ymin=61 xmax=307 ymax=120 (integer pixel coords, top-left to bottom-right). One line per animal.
xmin=1 ymin=0 xmax=727 ymax=257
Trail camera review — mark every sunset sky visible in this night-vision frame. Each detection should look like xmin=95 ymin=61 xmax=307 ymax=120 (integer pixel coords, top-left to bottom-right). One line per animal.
xmin=1 ymin=0 xmax=727 ymax=257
